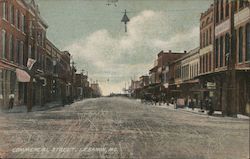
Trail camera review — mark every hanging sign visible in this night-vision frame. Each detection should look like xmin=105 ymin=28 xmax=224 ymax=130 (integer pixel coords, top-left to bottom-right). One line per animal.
xmin=27 ymin=58 xmax=36 ymax=70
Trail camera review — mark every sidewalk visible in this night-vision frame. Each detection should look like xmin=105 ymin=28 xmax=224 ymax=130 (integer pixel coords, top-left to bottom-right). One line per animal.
xmin=139 ymin=100 xmax=249 ymax=120
xmin=1 ymin=101 xmax=63 ymax=113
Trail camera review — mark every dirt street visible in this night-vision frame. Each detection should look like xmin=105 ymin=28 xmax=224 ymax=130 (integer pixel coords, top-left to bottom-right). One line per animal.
xmin=0 ymin=97 xmax=249 ymax=159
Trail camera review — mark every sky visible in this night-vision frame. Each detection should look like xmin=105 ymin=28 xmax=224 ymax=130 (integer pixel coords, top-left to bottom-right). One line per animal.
xmin=37 ymin=0 xmax=213 ymax=95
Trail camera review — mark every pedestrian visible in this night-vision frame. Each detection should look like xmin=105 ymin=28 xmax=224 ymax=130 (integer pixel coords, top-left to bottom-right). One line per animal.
xmin=200 ymin=99 xmax=205 ymax=112
xmin=200 ymin=99 xmax=203 ymax=110
xmin=208 ymin=97 xmax=214 ymax=115
xmin=171 ymin=97 xmax=174 ymax=104
xmin=190 ymin=98 xmax=194 ymax=110
xmin=9 ymin=96 xmax=14 ymax=110
xmin=205 ymin=97 xmax=209 ymax=110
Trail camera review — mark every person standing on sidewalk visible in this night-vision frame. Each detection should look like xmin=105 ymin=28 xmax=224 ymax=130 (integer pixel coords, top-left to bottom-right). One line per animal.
xmin=190 ymin=98 xmax=194 ymax=110
xmin=208 ymin=97 xmax=214 ymax=115
xmin=8 ymin=95 xmax=14 ymax=110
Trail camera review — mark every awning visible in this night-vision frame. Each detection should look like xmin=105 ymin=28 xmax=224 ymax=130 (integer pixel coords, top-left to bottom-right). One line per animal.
xmin=170 ymin=90 xmax=182 ymax=92
xmin=16 ymin=69 xmax=31 ymax=82
xmin=182 ymin=79 xmax=199 ymax=84
xmin=191 ymin=88 xmax=215 ymax=92
xmin=0 ymin=61 xmax=15 ymax=70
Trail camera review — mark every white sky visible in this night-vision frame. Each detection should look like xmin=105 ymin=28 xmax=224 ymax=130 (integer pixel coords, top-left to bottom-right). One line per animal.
xmin=38 ymin=0 xmax=213 ymax=95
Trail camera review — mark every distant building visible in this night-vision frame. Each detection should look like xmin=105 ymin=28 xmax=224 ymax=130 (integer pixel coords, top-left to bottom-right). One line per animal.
xmin=91 ymin=83 xmax=101 ymax=98
xmin=148 ymin=50 xmax=186 ymax=95
xmin=139 ymin=75 xmax=149 ymax=88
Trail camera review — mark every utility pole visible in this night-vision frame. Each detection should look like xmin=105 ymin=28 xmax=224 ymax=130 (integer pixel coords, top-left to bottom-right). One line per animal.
xmin=226 ymin=1 xmax=237 ymax=116
xmin=121 ymin=9 xmax=130 ymax=32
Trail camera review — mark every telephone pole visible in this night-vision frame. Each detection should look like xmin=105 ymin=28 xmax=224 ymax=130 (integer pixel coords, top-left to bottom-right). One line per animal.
xmin=121 ymin=9 xmax=130 ymax=32
xmin=226 ymin=1 xmax=237 ymax=116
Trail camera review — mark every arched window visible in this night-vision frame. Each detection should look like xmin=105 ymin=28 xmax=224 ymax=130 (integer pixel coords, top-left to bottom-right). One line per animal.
xmin=246 ymin=24 xmax=250 ymax=61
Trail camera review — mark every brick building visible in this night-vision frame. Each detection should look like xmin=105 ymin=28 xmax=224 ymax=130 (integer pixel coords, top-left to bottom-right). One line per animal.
xmin=0 ymin=0 xmax=30 ymax=108
xmin=75 ymin=73 xmax=92 ymax=99
xmin=212 ymin=0 xmax=250 ymax=115
xmin=148 ymin=50 xmax=186 ymax=96
xmin=0 ymin=0 xmax=77 ymax=110
xmin=165 ymin=48 xmax=200 ymax=103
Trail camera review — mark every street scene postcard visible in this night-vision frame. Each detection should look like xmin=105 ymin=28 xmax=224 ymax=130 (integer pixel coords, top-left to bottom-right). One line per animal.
xmin=0 ymin=0 xmax=250 ymax=158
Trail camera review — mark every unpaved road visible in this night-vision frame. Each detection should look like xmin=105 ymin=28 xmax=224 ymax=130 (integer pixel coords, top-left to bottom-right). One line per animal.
xmin=0 ymin=97 xmax=249 ymax=159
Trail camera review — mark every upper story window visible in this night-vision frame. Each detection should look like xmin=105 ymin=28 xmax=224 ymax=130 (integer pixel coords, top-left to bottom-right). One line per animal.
xmin=225 ymin=33 xmax=230 ymax=65
xmin=15 ymin=10 xmax=18 ymax=28
xmin=1 ymin=30 xmax=7 ymax=59
xmin=220 ymin=36 xmax=224 ymax=67
xmin=21 ymin=14 xmax=25 ymax=32
xmin=28 ymin=45 xmax=32 ymax=58
xmin=17 ymin=10 xmax=20 ymax=29
xmin=225 ymin=0 xmax=229 ymax=17
xmin=202 ymin=21 xmax=205 ymax=28
xmin=2 ymin=2 xmax=6 ymax=20
xmin=206 ymin=29 xmax=209 ymax=46
xmin=20 ymin=41 xmax=24 ymax=65
xmin=9 ymin=34 xmax=14 ymax=62
xmin=209 ymin=27 xmax=212 ymax=44
xmin=238 ymin=27 xmax=243 ymax=63
xmin=216 ymin=0 xmax=219 ymax=23
xmin=234 ymin=1 xmax=238 ymax=12
xmin=10 ymin=5 xmax=14 ymax=25
xmin=29 ymin=21 xmax=33 ymax=36
xmin=220 ymin=0 xmax=224 ymax=21
xmin=203 ymin=32 xmax=205 ymax=47
xmin=206 ymin=17 xmax=210 ymax=24
xmin=239 ymin=0 xmax=244 ymax=9
xmin=215 ymin=38 xmax=219 ymax=68
xmin=16 ymin=40 xmax=20 ymax=64
xmin=246 ymin=23 xmax=250 ymax=61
